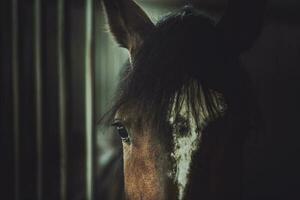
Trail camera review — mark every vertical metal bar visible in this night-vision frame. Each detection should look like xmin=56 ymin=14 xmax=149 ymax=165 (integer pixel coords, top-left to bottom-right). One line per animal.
xmin=58 ymin=0 xmax=67 ymax=199
xmin=34 ymin=0 xmax=43 ymax=199
xmin=12 ymin=0 xmax=19 ymax=199
xmin=91 ymin=3 xmax=97 ymax=198
xmin=85 ymin=0 xmax=93 ymax=199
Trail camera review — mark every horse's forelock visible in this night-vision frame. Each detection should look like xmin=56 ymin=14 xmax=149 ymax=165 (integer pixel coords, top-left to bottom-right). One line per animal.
xmin=103 ymin=7 xmax=258 ymax=135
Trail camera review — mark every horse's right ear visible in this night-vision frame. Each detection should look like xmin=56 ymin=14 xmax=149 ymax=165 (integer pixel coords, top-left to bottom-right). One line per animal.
xmin=217 ymin=0 xmax=267 ymax=54
xmin=102 ymin=0 xmax=155 ymax=57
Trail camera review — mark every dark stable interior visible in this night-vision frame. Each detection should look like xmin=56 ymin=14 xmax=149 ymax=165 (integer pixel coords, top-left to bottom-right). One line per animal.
xmin=1 ymin=0 xmax=300 ymax=199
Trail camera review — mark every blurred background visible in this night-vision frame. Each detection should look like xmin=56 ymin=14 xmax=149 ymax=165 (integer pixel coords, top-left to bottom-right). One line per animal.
xmin=1 ymin=0 xmax=300 ymax=199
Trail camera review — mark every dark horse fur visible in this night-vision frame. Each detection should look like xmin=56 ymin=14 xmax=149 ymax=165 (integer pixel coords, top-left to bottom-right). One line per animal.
xmin=99 ymin=0 xmax=266 ymax=199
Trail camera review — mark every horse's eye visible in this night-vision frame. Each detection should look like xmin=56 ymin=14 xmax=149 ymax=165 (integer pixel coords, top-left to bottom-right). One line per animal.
xmin=112 ymin=121 xmax=130 ymax=144
xmin=116 ymin=126 xmax=129 ymax=139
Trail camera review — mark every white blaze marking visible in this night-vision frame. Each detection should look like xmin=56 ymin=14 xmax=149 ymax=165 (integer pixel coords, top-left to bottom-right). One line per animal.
xmin=169 ymin=101 xmax=203 ymax=200
xmin=168 ymin=88 xmax=227 ymax=200
xmin=171 ymin=121 xmax=200 ymax=200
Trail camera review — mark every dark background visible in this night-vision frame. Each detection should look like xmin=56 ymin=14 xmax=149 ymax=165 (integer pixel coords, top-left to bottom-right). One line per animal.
xmin=1 ymin=0 xmax=300 ymax=199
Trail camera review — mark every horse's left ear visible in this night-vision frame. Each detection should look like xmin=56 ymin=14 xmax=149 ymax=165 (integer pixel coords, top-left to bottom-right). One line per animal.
xmin=102 ymin=0 xmax=155 ymax=57
xmin=217 ymin=0 xmax=267 ymax=54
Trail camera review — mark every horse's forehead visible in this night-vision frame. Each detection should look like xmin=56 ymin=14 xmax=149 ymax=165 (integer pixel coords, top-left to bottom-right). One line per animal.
xmin=169 ymin=100 xmax=190 ymax=124
xmin=168 ymin=93 xmax=206 ymax=127
xmin=168 ymin=91 xmax=227 ymax=200
xmin=167 ymin=98 xmax=199 ymax=200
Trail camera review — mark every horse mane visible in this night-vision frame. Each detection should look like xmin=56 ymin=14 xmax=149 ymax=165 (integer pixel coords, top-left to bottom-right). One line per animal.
xmin=102 ymin=6 xmax=261 ymax=134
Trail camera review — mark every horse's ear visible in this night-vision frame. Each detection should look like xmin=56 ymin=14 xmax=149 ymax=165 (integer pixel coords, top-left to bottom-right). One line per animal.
xmin=102 ymin=0 xmax=155 ymax=57
xmin=217 ymin=0 xmax=267 ymax=54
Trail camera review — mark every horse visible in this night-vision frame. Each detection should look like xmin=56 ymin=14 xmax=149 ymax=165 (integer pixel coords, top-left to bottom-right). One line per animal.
xmin=99 ymin=0 xmax=266 ymax=199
